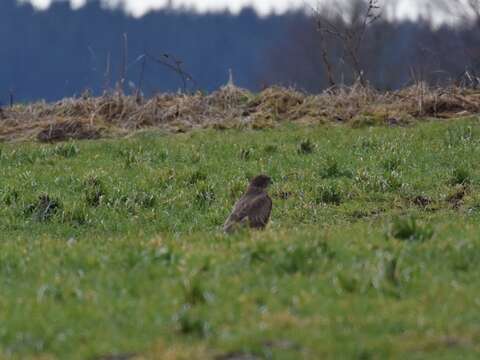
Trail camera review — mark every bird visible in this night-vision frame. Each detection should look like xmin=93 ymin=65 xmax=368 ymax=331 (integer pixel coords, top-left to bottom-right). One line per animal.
xmin=223 ymin=174 xmax=273 ymax=233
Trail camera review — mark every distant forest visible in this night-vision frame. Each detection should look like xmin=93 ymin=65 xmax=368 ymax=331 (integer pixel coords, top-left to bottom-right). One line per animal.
xmin=1 ymin=0 xmax=480 ymax=102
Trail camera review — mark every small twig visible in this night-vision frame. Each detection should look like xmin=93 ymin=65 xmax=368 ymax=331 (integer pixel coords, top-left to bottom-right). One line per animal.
xmin=118 ymin=33 xmax=128 ymax=93
xmin=409 ymin=66 xmax=426 ymax=115
xmin=9 ymin=89 xmax=14 ymax=108
xmin=317 ymin=23 xmax=336 ymax=87
xmin=168 ymin=53 xmax=187 ymax=91
xmin=136 ymin=54 xmax=147 ymax=103
xmin=145 ymin=52 xmax=197 ymax=92
xmin=104 ymin=52 xmax=111 ymax=92
xmin=88 ymin=46 xmax=98 ymax=72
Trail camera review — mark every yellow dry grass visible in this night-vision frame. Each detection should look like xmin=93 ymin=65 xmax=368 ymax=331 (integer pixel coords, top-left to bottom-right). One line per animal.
xmin=1 ymin=84 xmax=479 ymax=142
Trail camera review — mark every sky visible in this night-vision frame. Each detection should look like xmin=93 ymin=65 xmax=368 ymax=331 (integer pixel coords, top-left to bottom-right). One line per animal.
xmin=21 ymin=0 xmax=453 ymax=24
xmin=22 ymin=0 xmax=419 ymax=17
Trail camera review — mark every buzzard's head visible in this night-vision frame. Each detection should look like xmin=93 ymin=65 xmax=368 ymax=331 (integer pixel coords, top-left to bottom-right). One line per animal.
xmin=250 ymin=174 xmax=272 ymax=189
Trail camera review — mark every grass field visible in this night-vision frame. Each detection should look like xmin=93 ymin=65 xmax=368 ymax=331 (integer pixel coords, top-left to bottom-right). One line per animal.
xmin=1 ymin=118 xmax=480 ymax=359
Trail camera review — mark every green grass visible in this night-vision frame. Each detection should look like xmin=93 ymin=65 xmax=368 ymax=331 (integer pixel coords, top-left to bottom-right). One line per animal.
xmin=2 ymin=119 xmax=480 ymax=359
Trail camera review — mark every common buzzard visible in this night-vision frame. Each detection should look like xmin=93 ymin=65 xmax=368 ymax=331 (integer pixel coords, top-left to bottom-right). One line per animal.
xmin=223 ymin=174 xmax=272 ymax=233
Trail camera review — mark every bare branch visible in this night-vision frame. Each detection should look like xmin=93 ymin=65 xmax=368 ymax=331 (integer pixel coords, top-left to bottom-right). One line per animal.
xmin=117 ymin=33 xmax=128 ymax=94
xmin=9 ymin=89 xmax=14 ymax=108
xmin=145 ymin=52 xmax=197 ymax=93
xmin=136 ymin=54 xmax=147 ymax=104
xmin=313 ymin=0 xmax=382 ymax=87
xmin=104 ymin=52 xmax=111 ymax=92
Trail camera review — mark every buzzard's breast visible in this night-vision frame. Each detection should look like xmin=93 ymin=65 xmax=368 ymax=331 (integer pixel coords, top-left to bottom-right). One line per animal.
xmin=247 ymin=194 xmax=272 ymax=229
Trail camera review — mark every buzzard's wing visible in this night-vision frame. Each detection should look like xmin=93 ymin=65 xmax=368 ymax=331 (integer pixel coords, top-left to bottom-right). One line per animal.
xmin=223 ymin=193 xmax=272 ymax=233
xmin=223 ymin=194 xmax=251 ymax=233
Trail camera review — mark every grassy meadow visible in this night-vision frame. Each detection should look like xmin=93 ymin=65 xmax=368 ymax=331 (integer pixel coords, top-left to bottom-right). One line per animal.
xmin=1 ymin=118 xmax=480 ymax=359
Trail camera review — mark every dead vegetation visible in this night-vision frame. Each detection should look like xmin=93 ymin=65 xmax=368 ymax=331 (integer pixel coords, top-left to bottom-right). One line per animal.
xmin=36 ymin=119 xmax=102 ymax=142
xmin=1 ymin=84 xmax=480 ymax=141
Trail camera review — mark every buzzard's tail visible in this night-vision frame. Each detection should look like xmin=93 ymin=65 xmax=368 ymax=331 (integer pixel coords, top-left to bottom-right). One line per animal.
xmin=223 ymin=216 xmax=248 ymax=234
xmin=223 ymin=222 xmax=235 ymax=234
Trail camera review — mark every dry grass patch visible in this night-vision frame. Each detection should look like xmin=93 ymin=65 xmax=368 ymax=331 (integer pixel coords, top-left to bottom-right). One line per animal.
xmin=1 ymin=84 xmax=480 ymax=141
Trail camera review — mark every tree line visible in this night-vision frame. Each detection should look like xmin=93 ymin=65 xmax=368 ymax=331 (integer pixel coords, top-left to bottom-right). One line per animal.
xmin=1 ymin=0 xmax=479 ymax=102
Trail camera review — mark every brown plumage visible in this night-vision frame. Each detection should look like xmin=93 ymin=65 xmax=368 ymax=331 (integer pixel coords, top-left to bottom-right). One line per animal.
xmin=223 ymin=174 xmax=272 ymax=233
